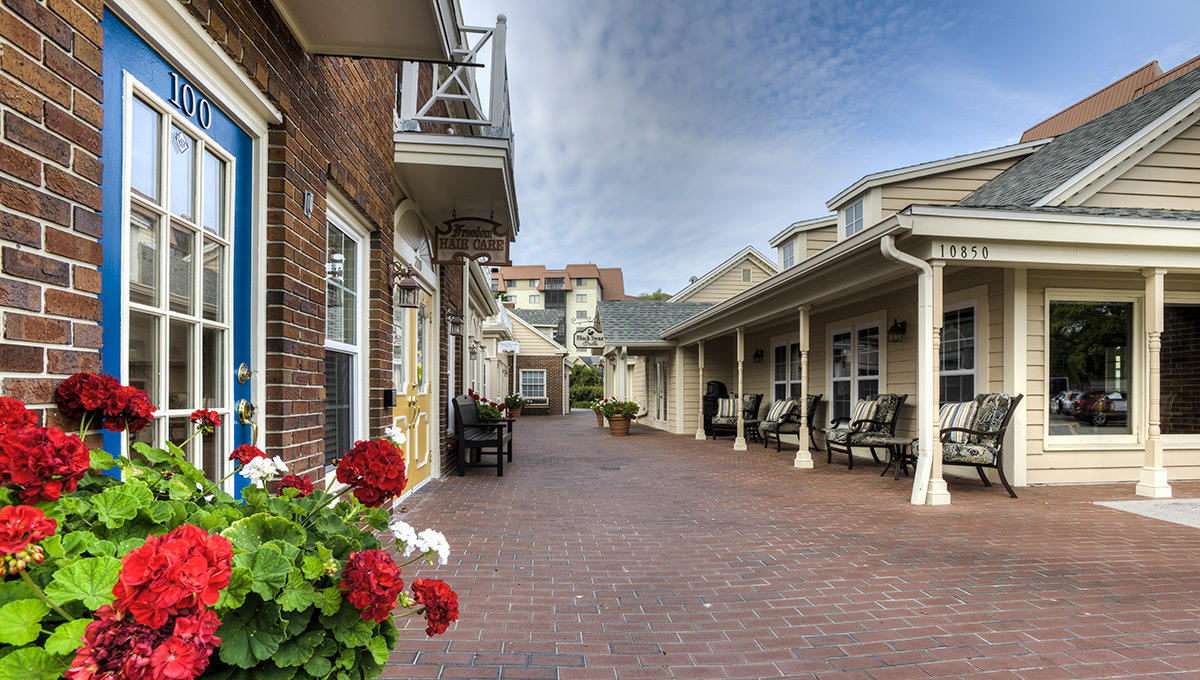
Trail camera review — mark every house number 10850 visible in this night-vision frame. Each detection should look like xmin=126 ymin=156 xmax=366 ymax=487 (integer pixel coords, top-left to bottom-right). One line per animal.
xmin=168 ymin=72 xmax=212 ymax=130
xmin=938 ymin=243 xmax=989 ymax=260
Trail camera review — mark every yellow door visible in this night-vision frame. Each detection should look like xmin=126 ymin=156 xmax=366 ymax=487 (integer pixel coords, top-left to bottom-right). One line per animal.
xmin=393 ymin=290 xmax=433 ymax=494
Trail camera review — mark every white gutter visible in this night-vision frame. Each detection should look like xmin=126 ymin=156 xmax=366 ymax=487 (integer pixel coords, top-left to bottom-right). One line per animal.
xmin=879 ymin=235 xmax=933 ymax=506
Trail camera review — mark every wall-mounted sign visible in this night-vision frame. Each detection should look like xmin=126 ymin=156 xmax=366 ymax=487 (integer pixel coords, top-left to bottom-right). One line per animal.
xmin=432 ymin=216 xmax=512 ymax=266
xmin=573 ymin=326 xmax=605 ymax=349
xmin=497 ymin=340 xmax=520 ymax=354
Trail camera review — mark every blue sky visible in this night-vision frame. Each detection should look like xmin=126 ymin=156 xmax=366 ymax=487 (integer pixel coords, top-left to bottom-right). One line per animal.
xmin=461 ymin=0 xmax=1200 ymax=295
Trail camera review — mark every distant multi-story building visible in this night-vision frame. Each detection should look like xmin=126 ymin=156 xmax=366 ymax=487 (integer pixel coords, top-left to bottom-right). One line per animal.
xmin=492 ymin=265 xmax=628 ymax=354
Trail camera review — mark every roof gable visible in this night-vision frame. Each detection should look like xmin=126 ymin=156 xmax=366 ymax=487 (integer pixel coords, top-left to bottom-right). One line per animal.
xmin=768 ymin=215 xmax=837 ymax=247
xmin=669 ymin=247 xmax=778 ymax=303
xmin=508 ymin=313 xmax=569 ymax=355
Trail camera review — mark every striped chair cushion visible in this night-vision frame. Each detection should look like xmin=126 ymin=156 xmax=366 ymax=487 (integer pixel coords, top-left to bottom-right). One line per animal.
xmin=716 ymin=397 xmax=738 ymax=419
xmin=938 ymin=401 xmax=978 ymax=444
xmin=850 ymin=399 xmax=877 ymax=426
xmin=765 ymin=399 xmax=794 ymax=423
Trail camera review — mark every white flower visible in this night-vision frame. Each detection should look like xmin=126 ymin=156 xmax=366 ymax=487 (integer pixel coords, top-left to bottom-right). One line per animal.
xmin=384 ymin=425 xmax=407 ymax=446
xmin=415 ymin=528 xmax=450 ymax=565
xmin=239 ymin=456 xmax=288 ymax=488
xmin=389 ymin=519 xmax=419 ymax=555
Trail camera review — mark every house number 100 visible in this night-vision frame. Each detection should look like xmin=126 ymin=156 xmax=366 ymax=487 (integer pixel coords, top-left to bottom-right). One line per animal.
xmin=168 ymin=72 xmax=212 ymax=130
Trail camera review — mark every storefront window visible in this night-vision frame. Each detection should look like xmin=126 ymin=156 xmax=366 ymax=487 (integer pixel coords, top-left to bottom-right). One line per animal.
xmin=520 ymin=370 xmax=546 ymax=400
xmin=1048 ymin=300 xmax=1132 ymax=436
xmin=1162 ymin=303 xmax=1200 ymax=434
xmin=324 ymin=220 xmax=363 ymax=463
xmin=940 ymin=306 xmax=976 ymax=403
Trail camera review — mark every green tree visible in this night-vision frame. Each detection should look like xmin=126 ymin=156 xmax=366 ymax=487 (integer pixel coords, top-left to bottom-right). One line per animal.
xmin=636 ymin=288 xmax=670 ymax=300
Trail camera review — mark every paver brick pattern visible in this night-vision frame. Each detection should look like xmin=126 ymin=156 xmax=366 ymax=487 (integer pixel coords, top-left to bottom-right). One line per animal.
xmin=386 ymin=411 xmax=1200 ymax=679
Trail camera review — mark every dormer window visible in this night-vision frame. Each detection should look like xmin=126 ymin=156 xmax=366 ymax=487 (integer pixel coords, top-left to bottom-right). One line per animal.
xmin=844 ymin=199 xmax=864 ymax=237
xmin=781 ymin=241 xmax=794 ymax=269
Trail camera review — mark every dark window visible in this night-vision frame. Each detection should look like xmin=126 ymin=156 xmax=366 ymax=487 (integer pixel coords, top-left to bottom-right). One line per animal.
xmin=545 ymin=290 xmax=566 ymax=308
xmin=1162 ymin=304 xmax=1200 ymax=434
xmin=544 ymin=277 xmax=565 ymax=290
xmin=324 ymin=350 xmax=354 ymax=464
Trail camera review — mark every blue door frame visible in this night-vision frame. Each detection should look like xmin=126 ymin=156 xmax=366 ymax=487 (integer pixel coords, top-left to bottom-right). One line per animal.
xmin=100 ymin=11 xmax=254 ymax=495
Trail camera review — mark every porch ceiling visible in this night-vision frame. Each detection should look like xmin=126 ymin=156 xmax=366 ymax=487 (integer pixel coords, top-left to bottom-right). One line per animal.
xmin=269 ymin=0 xmax=457 ymax=60
xmin=394 ymin=137 xmax=518 ymax=237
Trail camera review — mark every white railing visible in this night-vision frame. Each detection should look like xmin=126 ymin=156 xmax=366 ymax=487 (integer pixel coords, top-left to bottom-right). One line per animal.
xmin=395 ymin=14 xmax=511 ymax=140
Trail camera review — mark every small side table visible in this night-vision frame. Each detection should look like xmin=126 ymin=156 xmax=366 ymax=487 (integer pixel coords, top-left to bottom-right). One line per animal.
xmin=875 ymin=437 xmax=916 ymax=479
xmin=744 ymin=420 xmax=761 ymax=443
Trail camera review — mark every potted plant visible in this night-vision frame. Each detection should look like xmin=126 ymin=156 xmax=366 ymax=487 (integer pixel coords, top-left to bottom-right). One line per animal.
xmin=589 ymin=398 xmax=606 ymax=427
xmin=599 ymin=399 xmax=639 ymax=436
xmin=468 ymin=390 xmax=506 ymax=422
xmin=0 ymin=373 xmax=461 ymax=680
xmin=504 ymin=394 xmax=528 ymax=418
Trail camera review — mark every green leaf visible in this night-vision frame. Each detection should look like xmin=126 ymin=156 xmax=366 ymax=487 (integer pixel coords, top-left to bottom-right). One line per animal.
xmin=45 ymin=618 xmax=91 ymax=655
xmin=316 ymin=587 xmax=342 ymax=616
xmin=217 ymin=603 xmax=286 ymax=668
xmin=167 ymin=478 xmax=194 ymax=500
xmin=233 ymin=546 xmax=292 ymax=599
xmin=277 ymin=571 xmax=317 ymax=612
xmin=135 ymin=442 xmax=173 ymax=464
xmin=0 ymin=599 xmax=49 ymax=645
xmin=166 ymin=441 xmax=188 ymax=461
xmin=58 ymin=531 xmax=90 ymax=559
xmin=303 ymin=654 xmax=332 ymax=678
xmin=89 ymin=447 xmax=116 ymax=471
xmin=92 ymin=484 xmax=153 ymax=529
xmin=84 ymin=540 xmax=116 ymax=557
xmin=0 ymin=646 xmax=61 ymax=680
xmin=366 ymin=636 xmax=390 ymax=665
xmin=45 ymin=555 xmax=121 ymax=609
xmin=221 ymin=514 xmax=307 ymax=553
xmin=332 ymin=616 xmax=373 ymax=647
xmin=116 ymin=538 xmax=145 ymax=557
xmin=216 ymin=567 xmax=254 ymax=610
xmin=144 ymin=500 xmax=174 ymax=524
xmin=275 ymin=630 xmax=324 ymax=667
xmin=0 ymin=581 xmax=34 ymax=608
xmin=283 ymin=608 xmax=312 ymax=638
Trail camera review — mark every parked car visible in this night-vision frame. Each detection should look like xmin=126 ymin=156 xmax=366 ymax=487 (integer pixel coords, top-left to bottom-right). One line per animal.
xmin=1050 ymin=390 xmax=1085 ymax=414
xmin=1072 ymin=390 xmax=1127 ymax=426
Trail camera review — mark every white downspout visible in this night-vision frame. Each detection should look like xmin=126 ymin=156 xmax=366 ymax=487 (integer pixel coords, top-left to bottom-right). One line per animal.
xmin=880 ymin=235 xmax=934 ymax=505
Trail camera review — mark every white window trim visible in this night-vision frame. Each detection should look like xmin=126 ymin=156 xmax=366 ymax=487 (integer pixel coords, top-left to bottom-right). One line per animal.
xmin=529 ymin=294 xmax=541 ymax=304
xmin=770 ymin=338 xmax=802 ymax=400
xmin=576 ymin=293 xmax=587 ymax=303
xmin=781 ymin=240 xmax=794 ymax=269
xmin=826 ymin=310 xmax=887 ymax=421
xmin=520 ymin=369 xmax=548 ymax=402
xmin=843 ymin=198 xmax=865 ymax=239
xmin=1042 ymin=288 xmax=1143 ymax=451
xmin=741 ymin=267 xmax=752 ymax=283
xmin=940 ymin=299 xmax=978 ymax=404
xmin=325 ymin=192 xmax=371 ymax=456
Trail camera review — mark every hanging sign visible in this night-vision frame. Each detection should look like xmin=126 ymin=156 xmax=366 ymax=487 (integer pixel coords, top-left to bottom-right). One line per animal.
xmin=573 ymin=326 xmax=605 ymax=349
xmin=497 ymin=340 xmax=520 ymax=353
xmin=431 ymin=216 xmax=512 ymax=266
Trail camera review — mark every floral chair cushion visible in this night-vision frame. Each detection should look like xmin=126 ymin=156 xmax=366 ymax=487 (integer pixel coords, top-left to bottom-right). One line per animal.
xmin=871 ymin=394 xmax=902 ymax=428
xmin=942 ymin=442 xmax=997 ymax=465
xmin=765 ymin=399 xmax=795 ymax=423
xmin=938 ymin=401 xmax=978 ymax=444
xmin=847 ymin=429 xmax=891 ymax=445
xmin=969 ymin=393 xmax=1012 ymax=445
xmin=742 ymin=394 xmax=763 ymax=420
xmin=711 ymin=416 xmax=738 ymax=426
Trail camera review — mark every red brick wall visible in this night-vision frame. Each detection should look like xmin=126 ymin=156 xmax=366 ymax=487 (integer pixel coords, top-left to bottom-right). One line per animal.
xmin=0 ymin=0 xmax=399 ymax=475
xmin=0 ymin=0 xmax=104 ymax=424
xmin=438 ymin=262 xmax=463 ymax=476
xmin=514 ymin=355 xmax=565 ymax=416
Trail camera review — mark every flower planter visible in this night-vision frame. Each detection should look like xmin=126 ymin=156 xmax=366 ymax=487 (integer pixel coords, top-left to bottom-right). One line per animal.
xmin=509 ymin=406 xmax=522 ymax=418
xmin=595 ymin=410 xmax=605 ymax=427
xmin=608 ymin=415 xmax=631 ymax=436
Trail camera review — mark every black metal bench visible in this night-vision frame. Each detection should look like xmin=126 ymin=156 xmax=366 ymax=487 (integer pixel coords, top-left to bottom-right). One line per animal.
xmin=452 ymin=395 xmax=513 ymax=476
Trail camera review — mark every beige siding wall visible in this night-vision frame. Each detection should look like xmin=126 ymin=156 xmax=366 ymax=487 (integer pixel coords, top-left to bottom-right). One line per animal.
xmin=674 ymin=345 xmax=699 ymax=435
xmin=679 ymin=259 xmax=774 ymax=304
xmin=509 ymin=320 xmax=563 ymax=354
xmin=806 ymin=226 xmax=838 ymax=259
xmin=879 ymin=159 xmax=1019 ymax=217
xmin=1082 ymin=121 xmax=1200 ymax=210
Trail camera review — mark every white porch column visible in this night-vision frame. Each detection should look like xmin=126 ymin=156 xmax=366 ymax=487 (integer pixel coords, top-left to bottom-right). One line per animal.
xmin=925 ymin=261 xmax=951 ymax=506
xmin=1002 ymin=268 xmax=1028 ymax=487
xmin=618 ymin=347 xmax=628 ymax=399
xmin=734 ymin=327 xmax=747 ymax=451
xmin=695 ymin=340 xmax=706 ymax=440
xmin=1137 ymin=268 xmax=1172 ymax=498
xmin=794 ymin=305 xmax=814 ymax=469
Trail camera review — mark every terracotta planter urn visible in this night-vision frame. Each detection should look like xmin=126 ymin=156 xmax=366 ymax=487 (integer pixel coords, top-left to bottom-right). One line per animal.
xmin=608 ymin=414 xmax=630 ymax=436
xmin=509 ymin=406 xmax=522 ymax=418
xmin=595 ymin=410 xmax=605 ymax=427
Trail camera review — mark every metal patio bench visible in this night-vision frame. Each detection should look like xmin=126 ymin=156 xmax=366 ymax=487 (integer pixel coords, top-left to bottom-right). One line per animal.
xmin=761 ymin=394 xmax=823 ymax=451
xmin=452 ymin=395 xmax=513 ymax=476
xmin=824 ymin=393 xmax=908 ymax=469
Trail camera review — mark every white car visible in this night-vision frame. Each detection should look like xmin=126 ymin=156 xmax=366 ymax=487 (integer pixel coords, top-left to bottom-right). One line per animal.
xmin=1051 ymin=390 xmax=1084 ymax=414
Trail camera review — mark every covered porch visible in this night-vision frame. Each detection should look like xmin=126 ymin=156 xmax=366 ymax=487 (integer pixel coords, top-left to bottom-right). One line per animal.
xmin=664 ymin=206 xmax=1200 ymax=504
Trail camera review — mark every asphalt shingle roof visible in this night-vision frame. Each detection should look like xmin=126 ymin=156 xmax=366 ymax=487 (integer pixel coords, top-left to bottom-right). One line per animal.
xmin=960 ymin=66 xmax=1200 ymax=207
xmin=510 ymin=308 xmax=564 ymax=327
xmin=933 ymin=204 xmax=1200 ymax=221
xmin=596 ymin=301 xmax=713 ymax=343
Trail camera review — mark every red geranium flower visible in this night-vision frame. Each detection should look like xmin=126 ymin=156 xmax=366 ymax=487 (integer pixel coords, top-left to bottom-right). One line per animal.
xmin=411 ymin=578 xmax=460 ymax=636
xmin=228 ymin=444 xmax=265 ymax=466
xmin=189 ymin=409 xmax=221 ymax=435
xmin=0 ymin=425 xmax=90 ymax=502
xmin=55 ymin=373 xmax=156 ymax=433
xmin=338 ymin=549 xmax=404 ymax=622
xmin=0 ymin=504 xmax=56 ymax=574
xmin=335 ymin=439 xmax=407 ymax=507
xmin=66 ymin=605 xmax=221 ymax=680
xmin=112 ymin=525 xmax=233 ymax=629
xmin=0 ymin=397 xmax=36 ymax=432
xmin=278 ymin=473 xmax=314 ymax=497
xmin=104 ymin=385 xmax=155 ymax=433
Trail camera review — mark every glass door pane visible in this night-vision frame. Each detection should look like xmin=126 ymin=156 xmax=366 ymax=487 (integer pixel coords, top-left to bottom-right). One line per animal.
xmin=324 ymin=350 xmax=353 ymax=465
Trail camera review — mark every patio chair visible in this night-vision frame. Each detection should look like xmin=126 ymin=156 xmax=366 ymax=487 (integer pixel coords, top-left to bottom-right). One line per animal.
xmin=938 ymin=393 xmax=1024 ymax=498
xmin=452 ymin=395 xmax=513 ymax=477
xmin=761 ymin=394 xmax=824 ymax=451
xmin=824 ymin=393 xmax=907 ymax=469
xmin=710 ymin=393 xmax=763 ymax=440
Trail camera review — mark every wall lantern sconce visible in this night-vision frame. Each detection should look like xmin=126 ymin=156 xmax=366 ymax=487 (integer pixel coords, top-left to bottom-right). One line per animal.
xmin=469 ymin=347 xmax=478 ymax=360
xmin=752 ymin=348 xmax=764 ymax=363
xmin=447 ymin=305 xmax=464 ymax=336
xmin=390 ymin=260 xmax=420 ymax=309
xmin=888 ymin=319 xmax=907 ymax=344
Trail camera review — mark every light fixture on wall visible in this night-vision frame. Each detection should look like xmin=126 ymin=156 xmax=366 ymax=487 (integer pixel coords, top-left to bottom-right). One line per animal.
xmin=390 ymin=260 xmax=420 ymax=309
xmin=888 ymin=319 xmax=907 ymax=344
xmin=469 ymin=347 xmax=478 ymax=360
xmin=447 ymin=305 xmax=464 ymax=336
xmin=752 ymin=348 xmax=764 ymax=363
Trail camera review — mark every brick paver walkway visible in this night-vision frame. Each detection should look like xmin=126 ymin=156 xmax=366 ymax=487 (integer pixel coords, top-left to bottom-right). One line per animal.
xmin=387 ymin=410 xmax=1200 ymax=679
